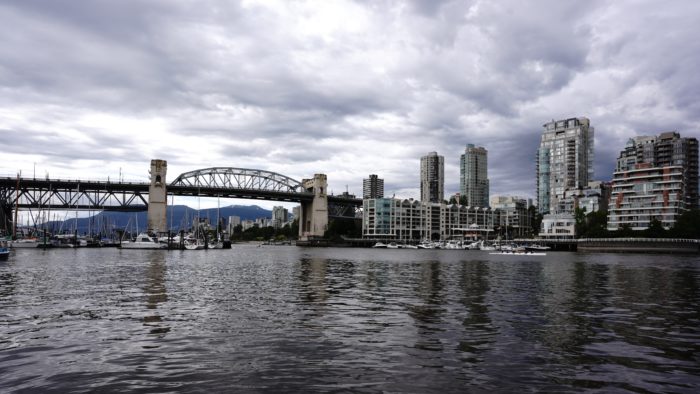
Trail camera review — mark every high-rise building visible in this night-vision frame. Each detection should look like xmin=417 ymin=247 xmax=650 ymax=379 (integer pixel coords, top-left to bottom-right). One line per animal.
xmin=460 ymin=144 xmax=489 ymax=207
xmin=363 ymin=174 xmax=384 ymax=199
xmin=420 ymin=152 xmax=444 ymax=203
xmin=536 ymin=117 xmax=594 ymax=214
xmin=608 ymin=132 xmax=698 ymax=230
xmin=271 ymin=206 xmax=289 ymax=229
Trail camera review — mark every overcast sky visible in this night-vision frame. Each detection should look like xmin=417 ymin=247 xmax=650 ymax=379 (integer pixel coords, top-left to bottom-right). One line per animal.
xmin=2 ymin=0 xmax=700 ymax=210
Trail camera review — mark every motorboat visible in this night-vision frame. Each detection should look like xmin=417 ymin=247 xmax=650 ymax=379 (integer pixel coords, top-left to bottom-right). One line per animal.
xmin=525 ymin=244 xmax=551 ymax=252
xmin=120 ymin=233 xmax=167 ymax=249
xmin=372 ymin=242 xmax=387 ymax=248
xmin=0 ymin=240 xmax=9 ymax=261
xmin=386 ymin=242 xmax=399 ymax=249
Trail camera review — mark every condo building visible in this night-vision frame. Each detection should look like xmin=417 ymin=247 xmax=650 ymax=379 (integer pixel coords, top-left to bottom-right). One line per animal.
xmin=420 ymin=152 xmax=444 ymax=203
xmin=608 ymin=132 xmax=699 ymax=230
xmin=362 ymin=198 xmax=494 ymax=242
xmin=362 ymin=174 xmax=384 ymax=199
xmin=271 ymin=206 xmax=289 ymax=229
xmin=460 ymin=144 xmax=490 ymax=207
xmin=490 ymin=196 xmax=532 ymax=238
xmin=536 ymin=117 xmax=594 ymax=214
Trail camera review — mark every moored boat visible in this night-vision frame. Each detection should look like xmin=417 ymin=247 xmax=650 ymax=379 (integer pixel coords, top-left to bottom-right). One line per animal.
xmin=9 ymin=238 xmax=40 ymax=248
xmin=0 ymin=240 xmax=9 ymax=260
xmin=120 ymin=233 xmax=167 ymax=249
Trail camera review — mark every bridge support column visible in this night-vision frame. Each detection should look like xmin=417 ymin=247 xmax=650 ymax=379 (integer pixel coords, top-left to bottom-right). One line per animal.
xmin=147 ymin=159 xmax=168 ymax=234
xmin=299 ymin=174 xmax=328 ymax=240
xmin=0 ymin=202 xmax=11 ymax=237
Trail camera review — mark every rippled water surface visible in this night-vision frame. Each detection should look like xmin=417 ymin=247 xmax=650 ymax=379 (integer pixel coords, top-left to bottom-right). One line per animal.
xmin=1 ymin=246 xmax=699 ymax=393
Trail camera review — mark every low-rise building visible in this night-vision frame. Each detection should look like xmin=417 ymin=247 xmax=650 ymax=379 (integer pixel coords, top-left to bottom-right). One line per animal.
xmin=490 ymin=196 xmax=532 ymax=238
xmin=362 ymin=198 xmax=494 ymax=241
xmin=539 ymin=213 xmax=576 ymax=239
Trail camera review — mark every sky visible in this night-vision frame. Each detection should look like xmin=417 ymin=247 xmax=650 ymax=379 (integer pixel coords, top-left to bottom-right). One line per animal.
xmin=2 ymin=0 xmax=700 ymax=211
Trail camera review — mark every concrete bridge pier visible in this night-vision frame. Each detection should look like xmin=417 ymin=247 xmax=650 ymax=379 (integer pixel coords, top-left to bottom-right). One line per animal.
xmin=147 ymin=159 xmax=168 ymax=234
xmin=299 ymin=174 xmax=328 ymax=240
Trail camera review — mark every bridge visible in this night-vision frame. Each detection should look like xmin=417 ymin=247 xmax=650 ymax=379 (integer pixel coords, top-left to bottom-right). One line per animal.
xmin=0 ymin=160 xmax=361 ymax=240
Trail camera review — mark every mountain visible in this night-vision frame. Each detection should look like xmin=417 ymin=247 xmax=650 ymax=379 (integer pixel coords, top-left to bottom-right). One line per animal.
xmin=40 ymin=205 xmax=275 ymax=235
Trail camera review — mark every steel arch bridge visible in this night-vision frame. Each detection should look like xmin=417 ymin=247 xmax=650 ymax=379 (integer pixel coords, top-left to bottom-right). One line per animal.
xmin=171 ymin=167 xmax=303 ymax=193
xmin=0 ymin=167 xmax=361 ymax=230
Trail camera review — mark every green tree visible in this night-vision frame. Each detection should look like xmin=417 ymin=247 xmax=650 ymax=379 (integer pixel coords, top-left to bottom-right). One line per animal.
xmin=644 ymin=218 xmax=667 ymax=238
xmin=574 ymin=207 xmax=587 ymax=237
xmin=528 ymin=205 xmax=542 ymax=237
xmin=670 ymin=209 xmax=700 ymax=238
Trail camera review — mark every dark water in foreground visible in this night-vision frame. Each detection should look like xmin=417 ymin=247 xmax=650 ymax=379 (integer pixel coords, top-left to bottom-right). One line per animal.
xmin=1 ymin=246 xmax=699 ymax=393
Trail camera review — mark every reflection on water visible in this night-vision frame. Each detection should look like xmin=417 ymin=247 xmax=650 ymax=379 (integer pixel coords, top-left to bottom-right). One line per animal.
xmin=143 ymin=251 xmax=169 ymax=337
xmin=0 ymin=247 xmax=699 ymax=392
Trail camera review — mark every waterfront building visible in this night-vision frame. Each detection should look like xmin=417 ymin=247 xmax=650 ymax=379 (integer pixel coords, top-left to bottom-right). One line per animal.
xmin=460 ymin=144 xmax=489 ymax=207
xmin=490 ymin=196 xmax=531 ymax=238
xmin=362 ymin=174 xmax=384 ymax=199
xmin=556 ymin=181 xmax=611 ymax=214
xmin=362 ymin=198 xmax=494 ymax=242
xmin=539 ymin=213 xmax=576 ymax=239
xmin=420 ymin=152 xmax=444 ymax=203
xmin=608 ymin=132 xmax=699 ymax=230
xmin=536 ymin=117 xmax=594 ymax=215
xmin=272 ymin=206 xmax=289 ymax=229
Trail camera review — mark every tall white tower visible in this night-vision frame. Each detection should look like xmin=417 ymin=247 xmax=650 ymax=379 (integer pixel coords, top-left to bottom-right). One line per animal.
xmin=147 ymin=159 xmax=168 ymax=234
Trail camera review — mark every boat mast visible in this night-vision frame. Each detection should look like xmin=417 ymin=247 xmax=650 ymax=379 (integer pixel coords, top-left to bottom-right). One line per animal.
xmin=13 ymin=172 xmax=19 ymax=240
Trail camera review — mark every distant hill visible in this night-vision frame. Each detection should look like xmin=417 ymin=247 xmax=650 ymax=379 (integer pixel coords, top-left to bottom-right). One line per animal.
xmin=34 ymin=205 xmax=277 ymax=235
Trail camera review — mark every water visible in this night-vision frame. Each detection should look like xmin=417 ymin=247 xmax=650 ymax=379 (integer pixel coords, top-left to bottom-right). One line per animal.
xmin=1 ymin=246 xmax=699 ymax=393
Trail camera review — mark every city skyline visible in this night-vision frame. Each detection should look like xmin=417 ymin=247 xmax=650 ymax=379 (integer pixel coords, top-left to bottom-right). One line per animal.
xmin=2 ymin=1 xmax=700 ymax=210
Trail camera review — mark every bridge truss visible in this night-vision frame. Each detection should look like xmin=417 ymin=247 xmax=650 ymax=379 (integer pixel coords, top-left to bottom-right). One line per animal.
xmin=0 ymin=168 xmax=362 ymax=229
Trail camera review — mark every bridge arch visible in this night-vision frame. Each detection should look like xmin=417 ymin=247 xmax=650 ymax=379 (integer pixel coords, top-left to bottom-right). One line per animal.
xmin=170 ymin=167 xmax=303 ymax=193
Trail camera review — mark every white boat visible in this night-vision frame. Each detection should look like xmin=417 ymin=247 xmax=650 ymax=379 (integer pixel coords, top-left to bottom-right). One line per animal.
xmin=120 ymin=233 xmax=167 ymax=249
xmin=372 ymin=242 xmax=387 ymax=248
xmin=525 ymin=244 xmax=551 ymax=252
xmin=478 ymin=240 xmax=496 ymax=251
xmin=403 ymin=244 xmax=418 ymax=249
xmin=386 ymin=242 xmax=399 ymax=249
xmin=9 ymin=238 xmax=41 ymax=248
xmin=490 ymin=251 xmax=547 ymax=256
xmin=184 ymin=238 xmax=205 ymax=250
xmin=208 ymin=240 xmax=223 ymax=249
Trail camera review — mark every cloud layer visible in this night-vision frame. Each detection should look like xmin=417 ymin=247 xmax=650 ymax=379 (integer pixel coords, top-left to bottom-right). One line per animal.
xmin=2 ymin=0 xmax=699 ymax=204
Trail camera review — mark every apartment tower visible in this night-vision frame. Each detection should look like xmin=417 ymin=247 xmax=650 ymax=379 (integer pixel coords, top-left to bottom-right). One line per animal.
xmin=420 ymin=152 xmax=444 ymax=203
xmin=460 ymin=144 xmax=489 ymax=207
xmin=536 ymin=117 xmax=594 ymax=214
xmin=363 ymin=174 xmax=384 ymax=199
xmin=608 ymin=132 xmax=698 ymax=230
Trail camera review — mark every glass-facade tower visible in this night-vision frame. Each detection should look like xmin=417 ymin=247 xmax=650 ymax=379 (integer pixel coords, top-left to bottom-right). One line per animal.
xmin=536 ymin=117 xmax=594 ymax=214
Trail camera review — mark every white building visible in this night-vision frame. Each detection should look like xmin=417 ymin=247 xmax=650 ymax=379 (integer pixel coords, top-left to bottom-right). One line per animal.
xmin=363 ymin=198 xmax=494 ymax=241
xmin=271 ymin=206 xmax=289 ymax=229
xmin=539 ymin=213 xmax=576 ymax=239
xmin=608 ymin=132 xmax=699 ymax=231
